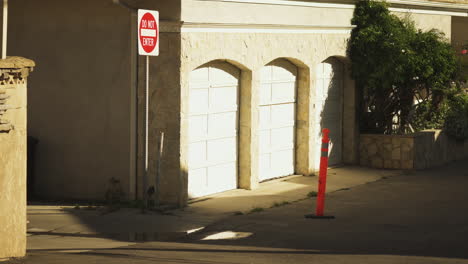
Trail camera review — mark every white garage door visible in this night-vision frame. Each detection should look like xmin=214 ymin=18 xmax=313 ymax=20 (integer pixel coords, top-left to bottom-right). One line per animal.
xmin=258 ymin=59 xmax=297 ymax=181
xmin=314 ymin=58 xmax=344 ymax=167
xmin=188 ymin=62 xmax=239 ymax=198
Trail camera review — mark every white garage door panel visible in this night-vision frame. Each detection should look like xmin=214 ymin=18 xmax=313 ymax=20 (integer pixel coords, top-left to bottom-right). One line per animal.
xmin=208 ymin=163 xmax=237 ymax=191
xmin=188 ymin=115 xmax=208 ymax=140
xmin=272 ymin=82 xmax=296 ymax=103
xmin=189 ymin=89 xmax=209 ymax=114
xmin=272 ymin=65 xmax=295 ymax=80
xmin=210 ymin=67 xmax=238 ymax=85
xmin=190 ymin=67 xmax=209 ymax=83
xmin=271 ymin=127 xmax=294 ymax=149
xmin=258 ymin=59 xmax=297 ymax=181
xmin=208 ymin=112 xmax=237 ymax=138
xmin=210 ymin=86 xmax=237 ymax=112
xmin=188 ymin=168 xmax=207 ymax=198
xmin=188 ymin=62 xmax=239 ymax=198
xmin=207 ymin=137 xmax=236 ymax=164
xmin=271 ymin=150 xmax=294 ymax=173
xmin=259 ymin=154 xmax=270 ymax=174
xmin=259 ymin=130 xmax=270 ymax=152
xmin=260 ymin=84 xmax=272 ymax=105
xmin=259 ymin=107 xmax=271 ymax=128
xmin=188 ymin=141 xmax=206 ymax=168
xmin=271 ymin=104 xmax=295 ymax=127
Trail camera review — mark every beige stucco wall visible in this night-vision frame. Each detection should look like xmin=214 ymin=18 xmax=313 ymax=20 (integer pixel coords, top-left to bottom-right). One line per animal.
xmin=6 ymin=0 xmax=182 ymax=201
xmin=452 ymin=16 xmax=468 ymax=50
xmin=174 ymin=31 xmax=357 ymax=204
xmin=7 ymin=0 xmax=134 ymax=200
xmin=182 ymin=0 xmax=355 ymax=26
xmin=136 ymin=32 xmax=182 ymax=204
xmin=426 ymin=0 xmax=468 ymax=3
xmin=0 ymin=57 xmax=34 ymax=261
xmin=181 ymin=0 xmax=453 ymax=35
xmin=2 ymin=0 xmax=460 ymax=204
xmin=147 ymin=0 xmax=456 ymax=205
xmin=395 ymin=12 xmax=452 ymax=37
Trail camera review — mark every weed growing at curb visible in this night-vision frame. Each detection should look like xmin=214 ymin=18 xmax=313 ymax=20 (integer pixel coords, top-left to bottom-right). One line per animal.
xmin=249 ymin=207 xmax=264 ymax=214
xmin=85 ymin=205 xmax=98 ymax=210
xmin=307 ymin=191 xmax=318 ymax=198
xmin=234 ymin=211 xmax=244 ymax=216
xmin=271 ymin=201 xmax=290 ymax=208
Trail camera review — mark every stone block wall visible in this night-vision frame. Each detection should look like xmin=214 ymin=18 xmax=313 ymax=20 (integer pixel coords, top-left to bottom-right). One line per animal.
xmin=360 ymin=130 xmax=468 ymax=170
xmin=413 ymin=130 xmax=468 ymax=169
xmin=0 ymin=57 xmax=34 ymax=261
xmin=360 ymin=134 xmax=415 ymax=169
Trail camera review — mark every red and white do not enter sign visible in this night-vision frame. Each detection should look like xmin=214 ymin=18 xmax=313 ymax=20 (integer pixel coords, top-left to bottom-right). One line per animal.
xmin=138 ymin=9 xmax=159 ymax=56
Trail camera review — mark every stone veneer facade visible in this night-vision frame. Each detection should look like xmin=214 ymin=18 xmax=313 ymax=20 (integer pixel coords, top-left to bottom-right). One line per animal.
xmin=360 ymin=130 xmax=468 ymax=170
xmin=0 ymin=57 xmax=34 ymax=261
xmin=6 ymin=0 xmax=466 ymax=205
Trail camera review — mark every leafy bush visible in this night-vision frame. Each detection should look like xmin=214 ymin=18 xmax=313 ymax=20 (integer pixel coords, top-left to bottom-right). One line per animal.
xmin=444 ymin=94 xmax=468 ymax=140
xmin=412 ymin=99 xmax=450 ymax=131
xmin=459 ymin=56 xmax=468 ymax=85
xmin=348 ymin=0 xmax=459 ymax=134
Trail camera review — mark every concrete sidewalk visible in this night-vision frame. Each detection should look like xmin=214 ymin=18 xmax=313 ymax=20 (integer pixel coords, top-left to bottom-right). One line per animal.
xmin=26 ymin=166 xmax=402 ymax=253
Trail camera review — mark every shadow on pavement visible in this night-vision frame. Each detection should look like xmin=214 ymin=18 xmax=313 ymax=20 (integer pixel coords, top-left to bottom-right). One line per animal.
xmin=173 ymin=160 xmax=468 ymax=260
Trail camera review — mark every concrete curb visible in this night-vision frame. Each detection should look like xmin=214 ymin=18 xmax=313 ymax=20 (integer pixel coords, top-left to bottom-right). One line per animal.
xmin=27 ymin=230 xmax=189 ymax=242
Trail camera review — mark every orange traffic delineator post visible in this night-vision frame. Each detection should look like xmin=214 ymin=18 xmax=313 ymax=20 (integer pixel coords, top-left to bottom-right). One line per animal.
xmin=305 ymin=128 xmax=335 ymax=219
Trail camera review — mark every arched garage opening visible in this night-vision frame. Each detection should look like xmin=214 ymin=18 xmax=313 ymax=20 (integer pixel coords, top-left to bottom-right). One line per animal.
xmin=187 ymin=61 xmax=240 ymax=198
xmin=258 ymin=59 xmax=298 ymax=181
xmin=314 ymin=57 xmax=345 ymax=168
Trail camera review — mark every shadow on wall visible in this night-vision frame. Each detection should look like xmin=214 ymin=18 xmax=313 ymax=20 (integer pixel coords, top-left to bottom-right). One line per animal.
xmin=317 ymin=57 xmax=345 ymax=167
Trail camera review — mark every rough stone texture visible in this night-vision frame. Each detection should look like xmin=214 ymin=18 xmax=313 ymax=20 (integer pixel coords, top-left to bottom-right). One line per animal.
xmin=360 ymin=131 xmax=468 ymax=170
xmin=0 ymin=56 xmax=35 ymax=69
xmin=360 ymin=134 xmax=416 ymax=169
xmin=3 ymin=0 xmax=456 ymax=205
xmin=0 ymin=58 xmax=33 ymax=260
xmin=178 ymin=32 xmax=357 ymax=206
xmin=136 ymin=32 xmax=182 ymax=205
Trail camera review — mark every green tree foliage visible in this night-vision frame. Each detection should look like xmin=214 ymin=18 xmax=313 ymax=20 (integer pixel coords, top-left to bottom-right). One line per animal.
xmin=459 ymin=45 xmax=468 ymax=84
xmin=411 ymin=99 xmax=449 ymax=131
xmin=348 ymin=0 xmax=459 ymax=134
xmin=444 ymin=94 xmax=468 ymax=140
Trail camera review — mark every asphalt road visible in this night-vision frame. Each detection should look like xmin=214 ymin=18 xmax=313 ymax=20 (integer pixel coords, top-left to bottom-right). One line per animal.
xmin=18 ymin=160 xmax=468 ymax=264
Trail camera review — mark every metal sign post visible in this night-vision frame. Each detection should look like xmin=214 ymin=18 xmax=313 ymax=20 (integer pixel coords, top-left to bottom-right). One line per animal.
xmin=144 ymin=55 xmax=149 ymax=207
xmin=2 ymin=0 xmax=8 ymax=59
xmin=138 ymin=9 xmax=159 ymax=207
